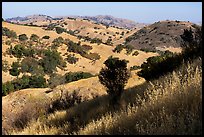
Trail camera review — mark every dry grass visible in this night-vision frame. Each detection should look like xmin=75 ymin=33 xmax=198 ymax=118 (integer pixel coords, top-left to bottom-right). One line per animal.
xmin=9 ymin=58 xmax=202 ymax=135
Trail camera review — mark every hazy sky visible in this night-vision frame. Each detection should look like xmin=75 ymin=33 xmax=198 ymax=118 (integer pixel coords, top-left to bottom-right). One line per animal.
xmin=2 ymin=2 xmax=202 ymax=23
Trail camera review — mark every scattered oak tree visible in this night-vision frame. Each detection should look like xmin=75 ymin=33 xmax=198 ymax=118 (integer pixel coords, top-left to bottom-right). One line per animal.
xmin=98 ymin=56 xmax=130 ymax=108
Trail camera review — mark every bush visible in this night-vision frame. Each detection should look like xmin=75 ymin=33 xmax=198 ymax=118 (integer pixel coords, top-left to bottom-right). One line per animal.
xmin=67 ymin=41 xmax=86 ymax=55
xmin=48 ymin=73 xmax=66 ymax=88
xmin=98 ymin=56 xmax=130 ymax=106
xmin=10 ymin=44 xmax=35 ymax=58
xmin=132 ymin=51 xmax=139 ymax=56
xmin=55 ymin=27 xmax=66 ymax=34
xmin=9 ymin=61 xmax=20 ymax=76
xmin=2 ymin=75 xmax=47 ymax=96
xmin=65 ymin=72 xmax=94 ymax=83
xmin=40 ymin=49 xmax=65 ymax=74
xmin=130 ymin=65 xmax=141 ymax=70
xmin=125 ymin=44 xmax=134 ymax=55
xmin=113 ymin=44 xmax=124 ymax=53
xmin=42 ymin=35 xmax=50 ymax=39
xmin=30 ymin=34 xmax=39 ymax=42
xmin=21 ymin=57 xmax=39 ymax=74
xmin=66 ymin=54 xmax=79 ymax=64
xmin=19 ymin=34 xmax=28 ymax=41
xmin=2 ymin=27 xmax=17 ymax=39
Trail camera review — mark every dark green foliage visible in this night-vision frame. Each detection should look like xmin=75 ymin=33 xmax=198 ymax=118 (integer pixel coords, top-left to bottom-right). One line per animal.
xmin=2 ymin=82 xmax=14 ymax=96
xmin=42 ymin=35 xmax=50 ymax=39
xmin=55 ymin=27 xmax=66 ymax=34
xmin=138 ymin=26 xmax=202 ymax=81
xmin=2 ymin=75 xmax=47 ymax=96
xmin=29 ymin=75 xmax=47 ymax=88
xmin=67 ymin=41 xmax=86 ymax=55
xmin=2 ymin=27 xmax=17 ymax=38
xmin=9 ymin=62 xmax=20 ymax=76
xmin=98 ymin=56 xmax=130 ymax=106
xmin=65 ymin=72 xmax=94 ymax=83
xmin=90 ymin=38 xmax=103 ymax=44
xmin=30 ymin=34 xmax=39 ymax=42
xmin=105 ymin=38 xmax=113 ymax=45
xmin=10 ymin=44 xmax=35 ymax=58
xmin=132 ymin=51 xmax=139 ymax=56
xmin=180 ymin=26 xmax=202 ymax=59
xmin=52 ymin=37 xmax=64 ymax=45
xmin=125 ymin=44 xmax=134 ymax=55
xmin=19 ymin=34 xmax=28 ymax=41
xmin=130 ymin=65 xmax=141 ymax=70
xmin=66 ymin=54 xmax=79 ymax=64
xmin=140 ymin=48 xmax=157 ymax=53
xmin=40 ymin=49 xmax=65 ymax=74
xmin=113 ymin=44 xmax=124 ymax=53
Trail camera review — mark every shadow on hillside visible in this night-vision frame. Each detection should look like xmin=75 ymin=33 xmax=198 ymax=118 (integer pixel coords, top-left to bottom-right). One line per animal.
xmin=46 ymin=81 xmax=150 ymax=134
xmin=9 ymin=81 xmax=150 ymax=134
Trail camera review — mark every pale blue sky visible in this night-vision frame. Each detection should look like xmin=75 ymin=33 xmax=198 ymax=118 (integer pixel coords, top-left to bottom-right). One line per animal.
xmin=2 ymin=2 xmax=202 ymax=23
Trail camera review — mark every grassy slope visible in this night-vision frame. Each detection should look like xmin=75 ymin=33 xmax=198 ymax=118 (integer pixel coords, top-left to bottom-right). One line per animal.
xmin=10 ymin=58 xmax=202 ymax=135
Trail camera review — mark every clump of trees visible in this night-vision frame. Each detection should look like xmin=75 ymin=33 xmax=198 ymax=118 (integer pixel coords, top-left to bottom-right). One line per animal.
xmin=9 ymin=44 xmax=35 ymax=58
xmin=66 ymin=54 xmax=79 ymax=64
xmin=138 ymin=26 xmax=202 ymax=80
xmin=113 ymin=44 xmax=124 ymax=53
xmin=40 ymin=49 xmax=66 ymax=74
xmin=19 ymin=34 xmax=28 ymax=41
xmin=30 ymin=34 xmax=39 ymax=42
xmin=113 ymin=44 xmax=134 ymax=55
xmin=98 ymin=56 xmax=130 ymax=107
xmin=42 ymin=35 xmax=50 ymax=39
xmin=2 ymin=75 xmax=47 ymax=96
xmin=65 ymin=72 xmax=94 ymax=83
xmin=2 ymin=27 xmax=17 ymax=39
xmin=9 ymin=61 xmax=21 ymax=76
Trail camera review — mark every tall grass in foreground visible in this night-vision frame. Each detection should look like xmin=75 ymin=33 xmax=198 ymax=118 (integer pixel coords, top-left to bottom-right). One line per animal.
xmin=11 ymin=58 xmax=202 ymax=135
xmin=77 ymin=58 xmax=202 ymax=135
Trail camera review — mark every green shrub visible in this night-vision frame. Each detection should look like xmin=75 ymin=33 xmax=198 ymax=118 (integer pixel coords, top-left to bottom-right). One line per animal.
xmin=65 ymin=72 xmax=94 ymax=83
xmin=132 ymin=51 xmax=139 ymax=56
xmin=67 ymin=41 xmax=86 ymax=55
xmin=66 ymin=54 xmax=79 ymax=64
xmin=9 ymin=61 xmax=20 ymax=76
xmin=55 ymin=27 xmax=66 ymax=34
xmin=40 ymin=49 xmax=65 ymax=74
xmin=10 ymin=44 xmax=35 ymax=58
xmin=130 ymin=65 xmax=141 ymax=70
xmin=2 ymin=27 xmax=17 ymax=39
xmin=21 ymin=57 xmax=39 ymax=73
xmin=19 ymin=34 xmax=28 ymax=41
xmin=113 ymin=44 xmax=124 ymax=53
xmin=42 ymin=35 xmax=50 ymax=39
xmin=125 ymin=44 xmax=134 ymax=55
xmin=30 ymin=34 xmax=39 ymax=42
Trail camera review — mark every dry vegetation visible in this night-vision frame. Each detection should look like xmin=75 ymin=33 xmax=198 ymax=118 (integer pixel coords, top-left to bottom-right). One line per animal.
xmin=9 ymin=58 xmax=202 ymax=135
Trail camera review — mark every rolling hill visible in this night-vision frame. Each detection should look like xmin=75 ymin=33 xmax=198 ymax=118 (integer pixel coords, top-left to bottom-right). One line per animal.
xmin=125 ymin=20 xmax=199 ymax=52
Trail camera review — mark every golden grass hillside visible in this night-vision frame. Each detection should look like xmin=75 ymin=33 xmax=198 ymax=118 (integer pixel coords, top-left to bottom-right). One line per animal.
xmin=9 ymin=58 xmax=202 ymax=135
xmin=2 ymin=22 xmax=158 ymax=83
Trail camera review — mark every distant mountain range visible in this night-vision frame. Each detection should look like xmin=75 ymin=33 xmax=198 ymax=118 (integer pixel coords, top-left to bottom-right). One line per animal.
xmin=5 ymin=14 xmax=147 ymax=29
